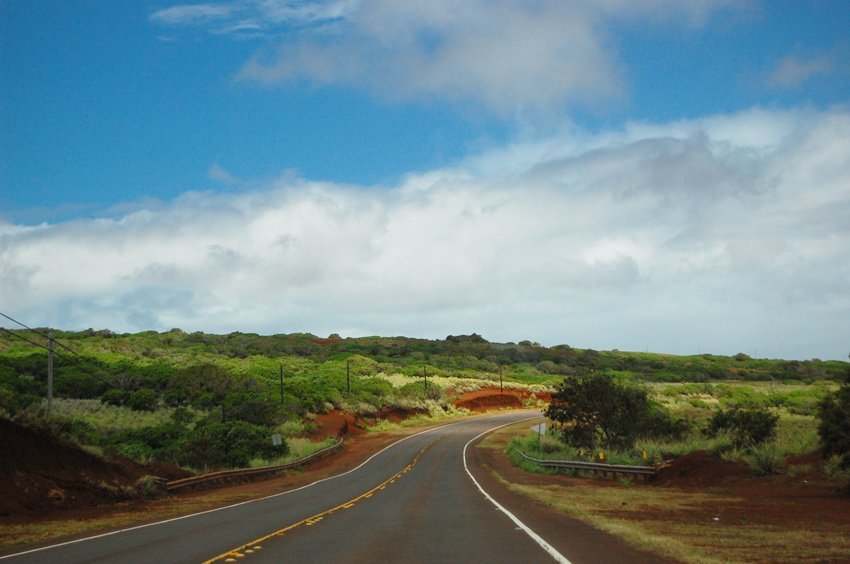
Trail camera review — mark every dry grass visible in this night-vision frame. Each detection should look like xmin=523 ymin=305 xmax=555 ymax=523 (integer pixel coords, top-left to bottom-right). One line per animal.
xmin=481 ymin=422 xmax=850 ymax=564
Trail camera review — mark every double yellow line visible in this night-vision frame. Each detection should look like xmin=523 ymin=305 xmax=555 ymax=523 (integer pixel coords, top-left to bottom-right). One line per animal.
xmin=203 ymin=446 xmax=430 ymax=563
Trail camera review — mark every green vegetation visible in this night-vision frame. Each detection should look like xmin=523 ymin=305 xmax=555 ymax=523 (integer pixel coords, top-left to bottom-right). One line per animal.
xmin=519 ymin=375 xmax=843 ymax=482
xmin=544 ymin=375 xmax=686 ymax=451
xmin=1 ymin=329 xmax=847 ymax=472
xmin=706 ymin=407 xmax=778 ymax=449
xmin=817 ymin=366 xmax=850 ymax=488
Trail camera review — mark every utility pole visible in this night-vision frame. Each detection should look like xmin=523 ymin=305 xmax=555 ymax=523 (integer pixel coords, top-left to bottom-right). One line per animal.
xmin=346 ymin=359 xmax=351 ymax=394
xmin=279 ymin=364 xmax=284 ymax=404
xmin=423 ymin=365 xmax=427 ymax=393
xmin=47 ymin=331 xmax=54 ymax=415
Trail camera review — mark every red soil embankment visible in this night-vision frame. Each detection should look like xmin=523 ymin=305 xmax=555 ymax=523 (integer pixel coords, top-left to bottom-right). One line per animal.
xmin=453 ymin=387 xmax=551 ymax=412
xmin=0 ymin=418 xmax=188 ymax=517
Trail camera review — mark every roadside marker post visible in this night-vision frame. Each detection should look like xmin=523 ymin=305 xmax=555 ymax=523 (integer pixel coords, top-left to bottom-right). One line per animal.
xmin=532 ymin=423 xmax=546 ymax=452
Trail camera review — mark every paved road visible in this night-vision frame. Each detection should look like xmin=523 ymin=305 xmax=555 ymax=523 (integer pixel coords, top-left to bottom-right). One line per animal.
xmin=4 ymin=413 xmax=569 ymax=563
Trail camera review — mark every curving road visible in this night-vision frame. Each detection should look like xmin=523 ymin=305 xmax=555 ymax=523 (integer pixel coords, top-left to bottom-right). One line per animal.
xmin=3 ymin=412 xmax=656 ymax=563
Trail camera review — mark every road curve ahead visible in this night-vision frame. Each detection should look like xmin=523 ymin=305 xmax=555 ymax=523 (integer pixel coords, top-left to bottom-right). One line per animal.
xmin=4 ymin=412 xmax=567 ymax=564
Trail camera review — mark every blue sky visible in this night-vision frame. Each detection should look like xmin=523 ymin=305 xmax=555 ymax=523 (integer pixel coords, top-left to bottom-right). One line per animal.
xmin=1 ymin=1 xmax=849 ymax=359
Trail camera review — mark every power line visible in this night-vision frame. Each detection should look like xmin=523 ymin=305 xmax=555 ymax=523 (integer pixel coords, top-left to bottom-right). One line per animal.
xmin=0 ymin=326 xmax=118 ymax=391
xmin=0 ymin=310 xmax=80 ymax=356
xmin=0 ymin=326 xmax=47 ymax=350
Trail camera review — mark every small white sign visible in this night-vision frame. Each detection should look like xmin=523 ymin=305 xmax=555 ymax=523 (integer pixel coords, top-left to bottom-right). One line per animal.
xmin=271 ymin=433 xmax=283 ymax=447
xmin=531 ymin=423 xmax=547 ymax=436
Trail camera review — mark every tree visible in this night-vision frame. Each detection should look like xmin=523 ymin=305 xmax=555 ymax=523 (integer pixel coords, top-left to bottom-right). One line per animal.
xmin=545 ymin=375 xmax=657 ymax=451
xmin=818 ymin=365 xmax=850 ymax=468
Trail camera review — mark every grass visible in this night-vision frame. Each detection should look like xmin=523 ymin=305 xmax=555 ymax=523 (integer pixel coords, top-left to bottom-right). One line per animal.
xmin=365 ymin=402 xmax=471 ymax=432
xmin=248 ymin=436 xmax=338 ymax=468
xmin=506 ymin=481 xmax=731 ymax=563
xmin=50 ymin=398 xmax=178 ymax=432
xmin=373 ymin=372 xmax=552 ymax=396
xmin=485 ymin=421 xmax=850 ymax=563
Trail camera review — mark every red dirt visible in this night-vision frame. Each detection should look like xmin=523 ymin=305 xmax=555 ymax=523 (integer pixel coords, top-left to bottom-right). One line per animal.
xmin=479 ymin=435 xmax=850 ymax=533
xmin=476 ymin=425 xmax=850 ymax=561
xmin=309 ymin=410 xmax=364 ymax=440
xmin=453 ymin=387 xmax=551 ymax=412
xmin=654 ymin=450 xmax=752 ymax=488
xmin=0 ymin=418 xmax=189 ymax=518
xmin=355 ymin=406 xmax=429 ymax=428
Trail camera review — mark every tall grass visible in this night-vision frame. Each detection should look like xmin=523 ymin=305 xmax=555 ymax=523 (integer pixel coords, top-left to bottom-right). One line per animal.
xmin=50 ymin=398 xmax=178 ymax=432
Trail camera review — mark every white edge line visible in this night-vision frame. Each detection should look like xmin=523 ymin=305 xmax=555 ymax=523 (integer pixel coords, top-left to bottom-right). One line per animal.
xmin=463 ymin=418 xmax=572 ymax=564
xmin=1 ymin=413 xmax=527 ymax=560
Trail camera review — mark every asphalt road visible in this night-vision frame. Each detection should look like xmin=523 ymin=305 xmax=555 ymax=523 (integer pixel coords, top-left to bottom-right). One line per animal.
xmin=2 ymin=412 xmax=595 ymax=563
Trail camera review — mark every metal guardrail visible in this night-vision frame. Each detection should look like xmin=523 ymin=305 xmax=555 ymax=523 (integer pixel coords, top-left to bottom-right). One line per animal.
xmin=165 ymin=438 xmax=345 ymax=492
xmin=519 ymin=451 xmax=659 ymax=478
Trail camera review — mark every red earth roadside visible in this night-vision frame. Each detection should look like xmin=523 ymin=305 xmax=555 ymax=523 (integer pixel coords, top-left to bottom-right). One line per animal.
xmin=3 ymin=389 xmax=848 ymax=560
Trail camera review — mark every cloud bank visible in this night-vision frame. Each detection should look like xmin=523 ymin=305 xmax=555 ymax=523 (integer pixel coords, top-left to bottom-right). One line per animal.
xmin=2 ymin=107 xmax=848 ymax=359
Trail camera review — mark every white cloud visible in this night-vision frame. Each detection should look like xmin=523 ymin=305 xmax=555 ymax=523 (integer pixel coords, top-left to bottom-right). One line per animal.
xmin=150 ymin=3 xmax=235 ymax=25
xmin=151 ymin=0 xmax=356 ymax=33
xmin=236 ymin=0 xmax=622 ymax=113
xmin=2 ymin=107 xmax=848 ymax=359
xmin=151 ymin=0 xmax=740 ymax=114
xmin=208 ymin=163 xmax=243 ymax=185
xmin=767 ymin=54 xmax=833 ymax=88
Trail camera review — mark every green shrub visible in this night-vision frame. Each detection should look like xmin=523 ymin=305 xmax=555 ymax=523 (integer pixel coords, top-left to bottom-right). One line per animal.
xmin=707 ymin=407 xmax=778 ymax=449
xmin=102 ymin=388 xmax=128 ymax=407
xmin=823 ymin=455 xmax=850 ymax=491
xmin=127 ymin=389 xmax=158 ymax=411
xmin=817 ymin=373 xmax=850 ymax=468
xmin=746 ymin=443 xmax=786 ymax=476
xmin=178 ymin=420 xmax=283 ymax=469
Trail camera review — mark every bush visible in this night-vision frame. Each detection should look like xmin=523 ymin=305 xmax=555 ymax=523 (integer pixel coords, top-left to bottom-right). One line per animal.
xmin=101 ymin=388 xmax=128 ymax=407
xmin=178 ymin=420 xmax=283 ymax=469
xmin=639 ymin=405 xmax=692 ymax=441
xmin=707 ymin=407 xmax=778 ymax=449
xmin=127 ymin=389 xmax=159 ymax=411
xmin=817 ymin=369 xmax=850 ymax=468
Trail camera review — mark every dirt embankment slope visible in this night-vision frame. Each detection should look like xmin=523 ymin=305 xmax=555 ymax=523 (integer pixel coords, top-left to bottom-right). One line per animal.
xmin=0 ymin=418 xmax=189 ymax=518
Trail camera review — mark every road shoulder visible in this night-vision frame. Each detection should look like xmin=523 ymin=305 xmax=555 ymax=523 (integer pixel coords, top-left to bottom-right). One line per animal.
xmin=466 ymin=421 xmax=670 ymax=564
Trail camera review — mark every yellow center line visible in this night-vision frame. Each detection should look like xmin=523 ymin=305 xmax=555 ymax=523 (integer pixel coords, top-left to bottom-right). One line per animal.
xmin=202 ymin=444 xmax=434 ymax=564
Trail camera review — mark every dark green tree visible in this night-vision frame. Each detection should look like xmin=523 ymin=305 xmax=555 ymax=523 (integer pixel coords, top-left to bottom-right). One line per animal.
xmin=545 ymin=375 xmax=661 ymax=451
xmin=818 ymin=365 xmax=850 ymax=468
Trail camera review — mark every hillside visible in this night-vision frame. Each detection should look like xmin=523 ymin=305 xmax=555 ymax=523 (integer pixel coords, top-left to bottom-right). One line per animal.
xmin=0 ymin=329 xmax=846 ymax=498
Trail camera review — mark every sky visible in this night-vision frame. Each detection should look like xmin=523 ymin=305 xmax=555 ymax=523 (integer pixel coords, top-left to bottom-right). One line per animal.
xmin=1 ymin=0 xmax=849 ymax=360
